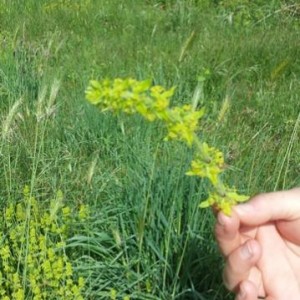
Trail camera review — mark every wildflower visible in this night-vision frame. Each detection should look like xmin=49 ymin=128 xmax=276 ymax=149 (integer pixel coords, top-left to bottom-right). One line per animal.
xmin=200 ymin=187 xmax=249 ymax=215
xmin=164 ymin=105 xmax=205 ymax=146
xmin=186 ymin=143 xmax=224 ymax=185
xmin=86 ymin=78 xmax=248 ymax=214
xmin=0 ymin=188 xmax=86 ymax=298
xmin=110 ymin=288 xmax=117 ymax=300
xmin=78 ymin=204 xmax=89 ymax=220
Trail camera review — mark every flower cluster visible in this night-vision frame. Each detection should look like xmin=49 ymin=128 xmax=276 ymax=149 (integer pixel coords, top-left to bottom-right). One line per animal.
xmin=86 ymin=78 xmax=248 ymax=214
xmin=0 ymin=186 xmax=86 ymax=299
xmin=199 ymin=187 xmax=249 ymax=212
xmin=186 ymin=142 xmax=225 ymax=185
xmin=110 ymin=288 xmax=130 ymax=300
xmin=86 ymin=78 xmax=204 ymax=146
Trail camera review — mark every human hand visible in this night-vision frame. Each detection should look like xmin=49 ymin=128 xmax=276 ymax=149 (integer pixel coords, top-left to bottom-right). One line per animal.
xmin=215 ymin=188 xmax=300 ymax=300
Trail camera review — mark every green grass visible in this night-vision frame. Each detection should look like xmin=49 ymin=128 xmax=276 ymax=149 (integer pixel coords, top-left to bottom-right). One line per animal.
xmin=0 ymin=0 xmax=299 ymax=299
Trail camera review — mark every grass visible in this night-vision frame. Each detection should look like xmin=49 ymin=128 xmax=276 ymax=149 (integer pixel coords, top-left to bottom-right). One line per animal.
xmin=0 ymin=0 xmax=299 ymax=299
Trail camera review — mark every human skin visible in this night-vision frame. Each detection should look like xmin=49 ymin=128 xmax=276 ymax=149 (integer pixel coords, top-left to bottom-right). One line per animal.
xmin=215 ymin=188 xmax=300 ymax=300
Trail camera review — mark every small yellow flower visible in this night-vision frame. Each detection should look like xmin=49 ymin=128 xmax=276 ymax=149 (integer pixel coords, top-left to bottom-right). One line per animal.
xmin=65 ymin=262 xmax=73 ymax=276
xmin=110 ymin=288 xmax=117 ymax=300
xmin=62 ymin=206 xmax=71 ymax=217
xmin=78 ymin=204 xmax=89 ymax=220
xmin=78 ymin=277 xmax=85 ymax=289
xmin=200 ymin=187 xmax=248 ymax=215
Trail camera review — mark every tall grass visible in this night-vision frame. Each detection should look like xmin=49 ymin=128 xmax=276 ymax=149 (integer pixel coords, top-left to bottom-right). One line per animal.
xmin=0 ymin=0 xmax=299 ymax=298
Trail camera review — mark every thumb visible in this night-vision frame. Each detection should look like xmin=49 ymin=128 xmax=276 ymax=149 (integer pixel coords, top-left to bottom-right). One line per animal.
xmin=234 ymin=188 xmax=300 ymax=226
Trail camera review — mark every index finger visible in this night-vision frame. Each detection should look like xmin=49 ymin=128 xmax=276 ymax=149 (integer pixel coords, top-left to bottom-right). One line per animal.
xmin=215 ymin=209 xmax=241 ymax=257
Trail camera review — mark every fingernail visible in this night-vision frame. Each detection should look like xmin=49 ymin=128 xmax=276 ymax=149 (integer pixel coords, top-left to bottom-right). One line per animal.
xmin=241 ymin=241 xmax=253 ymax=260
xmin=217 ymin=212 xmax=229 ymax=226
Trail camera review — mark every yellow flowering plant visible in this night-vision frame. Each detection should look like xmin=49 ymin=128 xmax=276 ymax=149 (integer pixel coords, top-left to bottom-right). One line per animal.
xmin=0 ymin=186 xmax=86 ymax=300
xmin=86 ymin=78 xmax=248 ymax=215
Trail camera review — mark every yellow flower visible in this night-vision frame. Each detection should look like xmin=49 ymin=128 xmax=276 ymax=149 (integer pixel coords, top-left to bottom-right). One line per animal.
xmin=186 ymin=142 xmax=224 ymax=185
xmin=4 ymin=203 xmax=14 ymax=223
xmin=0 ymin=245 xmax=11 ymax=260
xmin=86 ymin=78 xmax=246 ymax=215
xmin=164 ymin=106 xmax=204 ymax=146
xmin=16 ymin=203 xmax=25 ymax=221
xmin=78 ymin=204 xmax=89 ymax=220
xmin=65 ymin=262 xmax=73 ymax=276
xmin=78 ymin=277 xmax=85 ymax=289
xmin=199 ymin=187 xmax=248 ymax=215
xmin=12 ymin=288 xmax=25 ymax=300
xmin=110 ymin=288 xmax=117 ymax=300
xmin=62 ymin=206 xmax=71 ymax=217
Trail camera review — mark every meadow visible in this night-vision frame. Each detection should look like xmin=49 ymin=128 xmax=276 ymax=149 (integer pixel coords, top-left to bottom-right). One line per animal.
xmin=0 ymin=0 xmax=299 ymax=299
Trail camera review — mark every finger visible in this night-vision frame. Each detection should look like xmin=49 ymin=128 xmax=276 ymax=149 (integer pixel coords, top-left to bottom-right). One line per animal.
xmin=236 ymin=280 xmax=276 ymax=300
xmin=223 ymin=239 xmax=261 ymax=291
xmin=215 ymin=210 xmax=241 ymax=257
xmin=235 ymin=280 xmax=258 ymax=300
xmin=276 ymin=219 xmax=300 ymax=246
xmin=235 ymin=188 xmax=300 ymax=226
xmin=254 ymin=224 xmax=300 ymax=298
